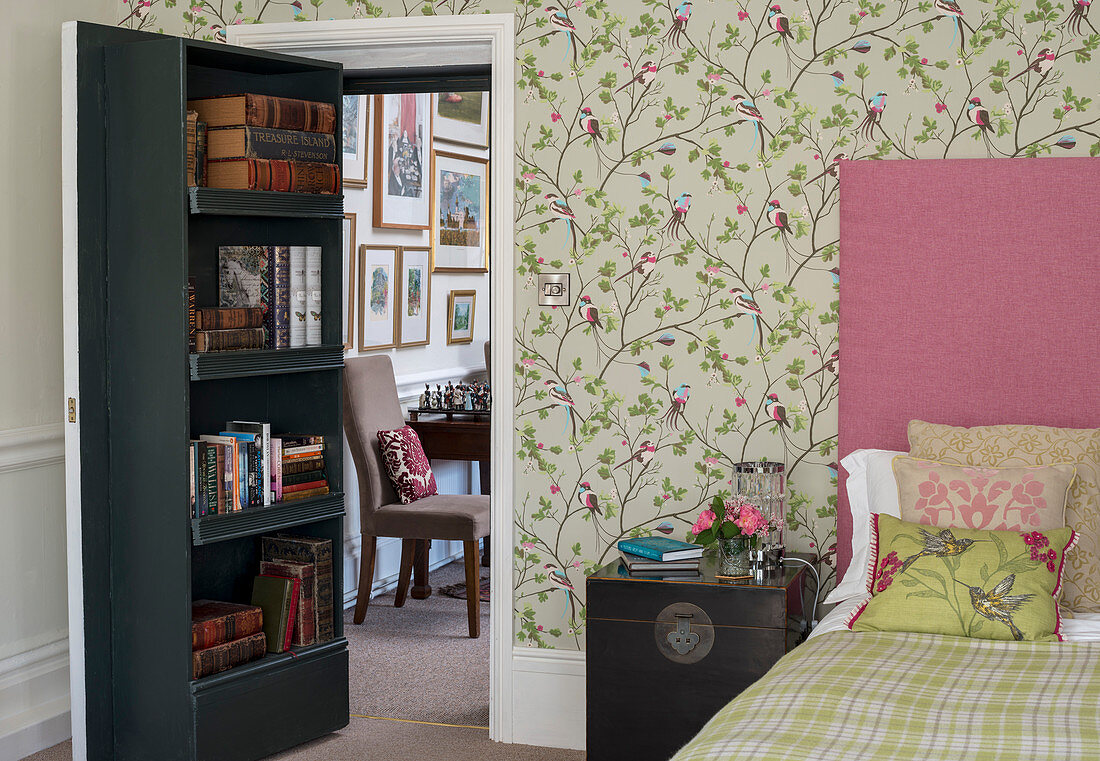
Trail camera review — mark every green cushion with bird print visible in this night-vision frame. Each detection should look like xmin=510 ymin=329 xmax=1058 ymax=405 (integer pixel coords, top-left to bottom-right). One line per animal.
xmin=848 ymin=514 xmax=1078 ymax=642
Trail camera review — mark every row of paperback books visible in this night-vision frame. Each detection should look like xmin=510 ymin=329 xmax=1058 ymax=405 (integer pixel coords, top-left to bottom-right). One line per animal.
xmin=186 ymin=93 xmax=339 ymax=194
xmin=617 ymin=536 xmax=703 ymax=579
xmin=189 ymin=422 xmax=329 ymax=517
xmin=191 ymin=534 xmax=334 ymax=679
xmin=188 ymin=244 xmax=323 ymax=353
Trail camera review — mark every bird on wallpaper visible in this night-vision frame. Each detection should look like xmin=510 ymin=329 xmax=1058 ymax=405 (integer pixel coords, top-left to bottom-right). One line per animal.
xmin=899 ymin=528 xmax=979 ymax=574
xmin=545 ymin=380 xmax=581 ymax=437
xmin=545 ymin=7 xmax=581 ymax=65
xmin=766 ymin=199 xmax=796 ymax=272
xmin=614 ymin=440 xmax=657 ymax=471
xmin=966 ymin=97 xmax=997 ymax=156
xmin=544 ymin=563 xmax=578 ymax=623
xmin=955 ymin=575 xmax=1034 ymax=641
xmin=731 ymin=288 xmax=767 ymax=350
xmin=578 ymin=295 xmax=612 ymax=357
xmin=637 ymin=171 xmax=652 ymax=188
xmin=663 ymin=384 xmax=691 ymax=430
xmin=544 ymin=193 xmax=578 ymax=251
xmin=636 ymin=361 xmax=651 ymax=378
xmin=615 ymin=253 xmax=658 ymax=283
xmin=765 ymin=393 xmax=791 ymax=429
xmin=803 ymin=349 xmax=839 ymax=380
xmin=616 ymin=60 xmax=659 ymax=94
xmin=1007 ymin=48 xmax=1056 ymax=83
xmin=856 ymin=91 xmax=887 ymax=141
xmin=662 ymin=1 xmax=693 ymax=49
xmin=578 ymin=482 xmax=602 ymax=517
xmin=767 ymin=5 xmax=801 ymax=74
xmin=806 ymin=153 xmax=847 ymax=184
xmin=1061 ymin=0 xmax=1094 ymax=36
xmin=730 ymin=96 xmax=773 ymax=156
xmin=662 ymin=193 xmax=692 ymax=239
xmin=579 ymin=106 xmax=611 ymax=177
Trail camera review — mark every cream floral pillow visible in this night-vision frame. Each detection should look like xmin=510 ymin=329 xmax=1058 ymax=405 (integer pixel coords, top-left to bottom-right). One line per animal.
xmin=908 ymin=421 xmax=1100 ymax=613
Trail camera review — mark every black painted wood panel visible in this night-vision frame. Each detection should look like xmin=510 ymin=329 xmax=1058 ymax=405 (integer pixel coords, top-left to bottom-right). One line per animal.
xmin=587 ymin=576 xmax=788 ymax=630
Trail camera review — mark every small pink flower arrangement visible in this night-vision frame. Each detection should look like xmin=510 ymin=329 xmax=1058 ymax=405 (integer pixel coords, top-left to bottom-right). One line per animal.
xmin=690 ymin=495 xmax=778 ymax=548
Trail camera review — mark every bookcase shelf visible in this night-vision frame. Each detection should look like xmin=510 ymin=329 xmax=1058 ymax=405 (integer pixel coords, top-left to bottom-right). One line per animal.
xmin=188 ymin=187 xmax=344 ymax=218
xmin=192 ymin=493 xmax=345 ymax=546
xmin=189 ymin=345 xmax=345 ymax=381
xmin=71 ymin=25 xmax=348 ymax=761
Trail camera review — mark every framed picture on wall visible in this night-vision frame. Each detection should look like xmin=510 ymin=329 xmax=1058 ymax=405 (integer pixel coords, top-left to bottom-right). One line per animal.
xmin=431 ymin=150 xmax=489 ymax=273
xmin=396 ymin=246 xmax=432 ymax=348
xmin=446 ymin=289 xmax=476 ymax=345
xmin=433 ymin=91 xmax=489 ymax=148
xmin=372 ymin=93 xmax=432 ymax=229
xmin=343 ymin=212 xmax=357 ymax=350
xmin=342 ymin=94 xmax=369 ymax=187
xmin=357 ymin=244 xmax=398 ymax=351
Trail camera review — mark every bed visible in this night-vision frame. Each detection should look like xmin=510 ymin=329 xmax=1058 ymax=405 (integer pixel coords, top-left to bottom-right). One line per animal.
xmin=672 ymin=158 xmax=1100 ymax=761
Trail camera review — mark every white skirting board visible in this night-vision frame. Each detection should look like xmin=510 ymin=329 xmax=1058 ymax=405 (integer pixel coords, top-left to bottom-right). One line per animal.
xmin=0 ymin=638 xmax=71 ymax=761
xmin=511 ymin=648 xmax=586 ymax=751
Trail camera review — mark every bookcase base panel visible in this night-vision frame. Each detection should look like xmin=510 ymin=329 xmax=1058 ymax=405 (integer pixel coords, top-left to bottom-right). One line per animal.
xmin=192 ymin=640 xmax=349 ymax=761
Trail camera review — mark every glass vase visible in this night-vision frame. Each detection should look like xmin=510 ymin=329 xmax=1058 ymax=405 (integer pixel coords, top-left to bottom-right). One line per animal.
xmin=717 ymin=536 xmax=751 ymax=575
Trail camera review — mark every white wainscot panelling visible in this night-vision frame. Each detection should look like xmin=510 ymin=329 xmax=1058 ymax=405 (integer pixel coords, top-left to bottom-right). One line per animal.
xmin=512 ymin=648 xmax=586 ymax=751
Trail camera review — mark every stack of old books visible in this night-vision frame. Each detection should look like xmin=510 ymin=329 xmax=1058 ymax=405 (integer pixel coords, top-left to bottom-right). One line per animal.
xmin=260 ymin=534 xmax=336 ymax=646
xmin=191 ymin=600 xmax=267 ymax=679
xmin=616 ymin=536 xmax=704 ymax=579
xmin=186 ymin=93 xmax=340 ymax=194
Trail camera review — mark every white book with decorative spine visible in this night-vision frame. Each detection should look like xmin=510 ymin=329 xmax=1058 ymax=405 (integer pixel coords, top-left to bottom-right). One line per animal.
xmin=289 ymin=246 xmax=307 ymax=348
xmin=305 ymin=245 xmax=322 ymax=346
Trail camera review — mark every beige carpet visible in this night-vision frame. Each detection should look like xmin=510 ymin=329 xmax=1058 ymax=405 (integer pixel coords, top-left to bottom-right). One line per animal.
xmin=25 ymin=717 xmax=585 ymax=761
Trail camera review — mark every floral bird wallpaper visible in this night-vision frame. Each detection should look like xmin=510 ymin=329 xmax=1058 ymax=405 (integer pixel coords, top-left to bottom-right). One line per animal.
xmin=129 ymin=0 xmax=1100 ymax=650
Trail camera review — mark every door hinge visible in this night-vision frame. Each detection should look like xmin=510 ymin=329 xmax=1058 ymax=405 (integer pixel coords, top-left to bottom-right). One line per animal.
xmin=67 ymin=397 xmax=77 ymax=423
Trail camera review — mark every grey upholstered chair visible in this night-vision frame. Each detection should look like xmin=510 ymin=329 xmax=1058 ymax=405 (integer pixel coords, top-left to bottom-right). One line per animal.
xmin=343 ymin=355 xmax=490 ymax=637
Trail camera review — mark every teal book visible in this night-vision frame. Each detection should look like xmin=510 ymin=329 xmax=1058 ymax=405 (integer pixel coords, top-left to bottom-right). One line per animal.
xmin=617 ymin=536 xmax=703 ymax=562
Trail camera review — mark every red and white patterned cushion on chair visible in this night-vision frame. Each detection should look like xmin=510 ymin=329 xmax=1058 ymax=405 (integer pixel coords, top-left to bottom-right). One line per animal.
xmin=377 ymin=425 xmax=438 ymax=504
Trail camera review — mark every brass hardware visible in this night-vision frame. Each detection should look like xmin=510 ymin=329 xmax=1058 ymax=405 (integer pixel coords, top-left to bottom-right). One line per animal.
xmin=67 ymin=398 xmax=76 ymax=423
xmin=654 ymin=602 xmax=713 ymax=664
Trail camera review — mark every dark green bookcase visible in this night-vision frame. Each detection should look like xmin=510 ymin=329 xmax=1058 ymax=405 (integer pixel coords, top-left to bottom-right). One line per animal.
xmin=71 ymin=23 xmax=349 ymax=761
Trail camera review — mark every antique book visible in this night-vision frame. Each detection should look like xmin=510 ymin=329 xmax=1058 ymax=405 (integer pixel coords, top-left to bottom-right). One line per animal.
xmin=281 ymin=485 xmax=330 ymax=502
xmin=270 ymin=245 xmax=291 ymax=350
xmin=262 ymin=535 xmax=334 ymax=642
xmin=305 ymin=246 xmax=322 ymax=346
xmin=187 ymin=277 xmax=196 ymax=352
xmin=206 ymin=158 xmax=340 ymax=194
xmin=217 ymin=245 xmax=270 ymax=346
xmin=283 ymin=456 xmax=323 ymax=476
xmin=283 ymin=479 xmax=328 ymax=494
xmin=195 ymin=307 xmax=263 ymax=331
xmin=192 ymin=631 xmax=267 ymax=680
xmin=186 ymin=94 xmax=337 ymax=134
xmin=194 ymin=328 xmax=264 ymax=353
xmin=260 ymin=560 xmax=316 ymax=647
xmin=289 ymin=246 xmax=307 ymax=348
xmin=206 ymin=126 xmax=338 ymax=163
xmin=251 ymin=574 xmax=299 ymax=654
xmin=191 ymin=600 xmax=264 ymax=651
xmin=186 ymin=111 xmax=198 ymax=187
xmin=283 ymin=468 xmax=325 ymax=486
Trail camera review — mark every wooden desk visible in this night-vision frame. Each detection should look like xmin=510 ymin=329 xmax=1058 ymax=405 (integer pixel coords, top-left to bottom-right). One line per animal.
xmin=406 ymin=415 xmax=490 ymax=599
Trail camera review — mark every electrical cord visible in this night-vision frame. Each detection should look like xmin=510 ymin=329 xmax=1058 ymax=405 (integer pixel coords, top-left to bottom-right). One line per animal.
xmin=782 ymin=556 xmax=820 ymax=635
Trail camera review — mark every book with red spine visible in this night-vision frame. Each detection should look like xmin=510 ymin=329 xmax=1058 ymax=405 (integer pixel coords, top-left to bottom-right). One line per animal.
xmin=259 ymin=561 xmax=316 ymax=647
xmin=191 ymin=600 xmax=263 ymax=651
xmin=282 ymin=478 xmax=328 ymax=494
xmin=192 ymin=631 xmax=267 ymax=680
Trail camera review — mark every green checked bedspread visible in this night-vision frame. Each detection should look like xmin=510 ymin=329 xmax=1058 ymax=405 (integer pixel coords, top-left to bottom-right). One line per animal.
xmin=671 ymin=631 xmax=1100 ymax=761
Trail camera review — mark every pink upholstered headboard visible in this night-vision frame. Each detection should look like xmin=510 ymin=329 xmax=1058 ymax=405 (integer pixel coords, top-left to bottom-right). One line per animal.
xmin=836 ymin=157 xmax=1100 ymax=582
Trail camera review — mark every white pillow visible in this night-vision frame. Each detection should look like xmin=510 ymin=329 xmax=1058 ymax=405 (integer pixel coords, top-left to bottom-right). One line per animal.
xmin=824 ymin=449 xmax=903 ymax=604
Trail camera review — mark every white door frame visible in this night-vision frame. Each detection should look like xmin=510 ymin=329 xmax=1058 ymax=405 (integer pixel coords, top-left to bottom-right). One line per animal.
xmin=227 ymin=15 xmax=516 ymax=743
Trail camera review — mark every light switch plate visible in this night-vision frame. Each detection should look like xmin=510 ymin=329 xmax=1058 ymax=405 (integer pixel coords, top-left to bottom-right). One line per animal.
xmin=538 ymin=273 xmax=570 ymax=307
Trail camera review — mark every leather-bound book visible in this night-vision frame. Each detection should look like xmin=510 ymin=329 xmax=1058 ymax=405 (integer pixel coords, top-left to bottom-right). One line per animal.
xmin=194 ymin=328 xmax=265 ymax=352
xmin=207 ymin=126 xmax=338 ymax=164
xmin=206 ymin=158 xmax=340 ymax=194
xmin=260 ymin=560 xmax=316 ymax=647
xmin=192 ymin=600 xmax=263 ymax=651
xmin=195 ymin=307 xmax=264 ymax=331
xmin=251 ymin=575 xmax=299 ymax=654
xmin=192 ymin=631 xmax=267 ymax=680
xmin=186 ymin=94 xmax=336 ymax=134
xmin=262 ymin=535 xmax=334 ymax=642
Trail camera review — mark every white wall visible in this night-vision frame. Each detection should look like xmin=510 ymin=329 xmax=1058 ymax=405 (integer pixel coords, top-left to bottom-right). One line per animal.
xmin=1 ymin=3 xmax=116 ymax=758
xmin=337 ymin=94 xmax=492 ymax=605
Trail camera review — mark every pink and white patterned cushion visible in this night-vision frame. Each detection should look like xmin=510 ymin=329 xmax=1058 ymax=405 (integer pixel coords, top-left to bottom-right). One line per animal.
xmin=377 ymin=426 xmax=438 ymax=504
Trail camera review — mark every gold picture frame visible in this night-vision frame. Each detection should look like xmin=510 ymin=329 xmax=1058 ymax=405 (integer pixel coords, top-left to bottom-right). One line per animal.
xmin=357 ymin=244 xmax=399 ymax=351
xmin=446 ymin=289 xmax=476 ymax=345
xmin=372 ymin=93 xmax=433 ymax=230
xmin=430 ymin=150 xmax=489 ymax=273
xmin=396 ymin=246 xmax=432 ymax=348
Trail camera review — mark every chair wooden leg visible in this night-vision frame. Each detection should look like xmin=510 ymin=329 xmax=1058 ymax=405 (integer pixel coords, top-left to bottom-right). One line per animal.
xmin=464 ymin=540 xmax=481 ymax=638
xmin=353 ymin=535 xmax=377 ymax=625
xmin=395 ymin=538 xmax=415 ymax=608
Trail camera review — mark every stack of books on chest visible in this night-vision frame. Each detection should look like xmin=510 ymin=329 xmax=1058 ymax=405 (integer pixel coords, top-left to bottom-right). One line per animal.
xmin=186 ymin=94 xmax=340 ymax=194
xmin=617 ymin=536 xmax=704 ymax=578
